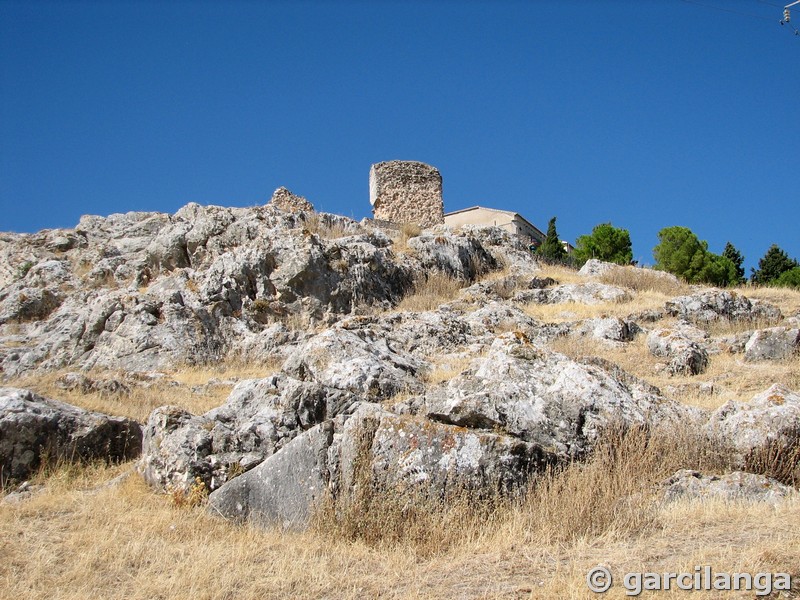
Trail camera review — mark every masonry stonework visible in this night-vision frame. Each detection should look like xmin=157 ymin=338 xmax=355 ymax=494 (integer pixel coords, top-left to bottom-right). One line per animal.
xmin=269 ymin=187 xmax=314 ymax=213
xmin=369 ymin=161 xmax=444 ymax=228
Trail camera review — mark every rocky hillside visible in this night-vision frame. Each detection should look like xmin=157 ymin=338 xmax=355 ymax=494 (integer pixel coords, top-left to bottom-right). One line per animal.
xmin=1 ymin=199 xmax=799 ymax=528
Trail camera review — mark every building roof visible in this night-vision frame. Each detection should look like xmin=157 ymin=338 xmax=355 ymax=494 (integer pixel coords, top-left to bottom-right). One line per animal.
xmin=444 ymin=205 xmax=544 ymax=239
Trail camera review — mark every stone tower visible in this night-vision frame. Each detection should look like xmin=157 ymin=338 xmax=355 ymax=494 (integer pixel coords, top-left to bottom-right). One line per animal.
xmin=369 ymin=161 xmax=444 ymax=228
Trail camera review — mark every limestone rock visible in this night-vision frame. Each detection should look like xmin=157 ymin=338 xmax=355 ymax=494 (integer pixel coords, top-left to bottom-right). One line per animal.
xmin=744 ymin=327 xmax=800 ymax=362
xmin=281 ymin=327 xmax=426 ymax=400
xmin=268 ymin=187 xmax=314 ymax=213
xmin=706 ymin=384 xmax=800 ymax=458
xmin=208 ymin=403 xmax=548 ymax=528
xmin=370 ymin=161 xmax=444 ymax=228
xmin=207 ymin=420 xmax=334 ymax=527
xmin=424 ymin=333 xmax=696 ymax=460
xmin=577 ymin=259 xmax=617 ymax=277
xmin=573 ymin=317 xmax=638 ymax=345
xmin=661 ymin=469 xmax=795 ymax=504
xmin=665 ymin=290 xmax=782 ymax=324
xmin=0 ymin=387 xmax=142 ymax=483
xmin=647 ymin=322 xmax=710 ymax=375
xmin=139 ymin=374 xmax=359 ymax=492
xmin=514 ymin=282 xmax=631 ymax=305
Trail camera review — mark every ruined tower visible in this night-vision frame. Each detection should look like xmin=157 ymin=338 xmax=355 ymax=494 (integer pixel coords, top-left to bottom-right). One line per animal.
xmin=369 ymin=161 xmax=444 ymax=228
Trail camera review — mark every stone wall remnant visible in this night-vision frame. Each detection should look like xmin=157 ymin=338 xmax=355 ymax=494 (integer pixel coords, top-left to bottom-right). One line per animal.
xmin=369 ymin=161 xmax=444 ymax=228
xmin=269 ymin=187 xmax=314 ymax=213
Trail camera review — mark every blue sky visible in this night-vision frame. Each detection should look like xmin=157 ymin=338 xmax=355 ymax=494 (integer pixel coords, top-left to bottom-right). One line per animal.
xmin=1 ymin=0 xmax=798 ymax=272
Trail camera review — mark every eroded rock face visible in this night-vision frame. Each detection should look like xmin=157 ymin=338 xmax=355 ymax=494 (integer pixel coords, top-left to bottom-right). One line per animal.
xmin=208 ymin=403 xmax=549 ymax=528
xmin=665 ymin=290 xmax=782 ymax=324
xmin=660 ymin=469 xmax=795 ymax=504
xmin=0 ymin=387 xmax=142 ymax=484
xmin=2 ymin=203 xmax=534 ymax=378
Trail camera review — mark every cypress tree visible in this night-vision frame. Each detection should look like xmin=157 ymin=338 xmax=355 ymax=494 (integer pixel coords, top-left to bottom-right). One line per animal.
xmin=537 ymin=217 xmax=567 ymax=263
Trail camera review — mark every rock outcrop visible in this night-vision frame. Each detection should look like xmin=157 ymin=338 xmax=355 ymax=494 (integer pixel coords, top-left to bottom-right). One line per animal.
xmin=665 ymin=290 xmax=782 ymax=324
xmin=0 ymin=387 xmax=142 ymax=483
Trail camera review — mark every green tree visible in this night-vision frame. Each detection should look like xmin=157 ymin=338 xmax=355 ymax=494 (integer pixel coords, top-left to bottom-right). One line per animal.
xmin=653 ymin=226 xmax=709 ymax=282
xmin=537 ymin=217 xmax=567 ymax=263
xmin=696 ymin=253 xmax=738 ymax=287
xmin=573 ymin=222 xmax=633 ymax=266
xmin=751 ymin=244 xmax=799 ymax=285
xmin=722 ymin=241 xmax=745 ymax=284
xmin=774 ymin=267 xmax=800 ymax=289
xmin=653 ymin=226 xmax=738 ymax=286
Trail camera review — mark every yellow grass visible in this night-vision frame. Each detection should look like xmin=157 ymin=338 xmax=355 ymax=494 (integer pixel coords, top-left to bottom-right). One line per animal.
xmin=598 ymin=265 xmax=690 ymax=296
xmin=397 ymin=272 xmax=465 ymax=312
xmin=2 ymin=425 xmax=797 ymax=599
xmin=739 ymin=284 xmax=800 ymax=318
xmin=4 ymin=360 xmax=280 ymax=422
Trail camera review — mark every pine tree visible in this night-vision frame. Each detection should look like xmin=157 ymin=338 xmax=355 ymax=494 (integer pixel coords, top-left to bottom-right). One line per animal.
xmin=573 ymin=222 xmax=633 ymax=266
xmin=537 ymin=217 xmax=567 ymax=263
xmin=722 ymin=241 xmax=745 ymax=284
xmin=751 ymin=244 xmax=798 ymax=285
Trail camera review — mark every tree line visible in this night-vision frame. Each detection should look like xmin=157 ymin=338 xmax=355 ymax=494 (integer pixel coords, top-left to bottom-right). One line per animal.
xmin=534 ymin=217 xmax=800 ymax=289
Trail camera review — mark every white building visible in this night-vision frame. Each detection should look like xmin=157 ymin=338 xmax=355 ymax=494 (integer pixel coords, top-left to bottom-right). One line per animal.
xmin=443 ymin=206 xmax=546 ymax=248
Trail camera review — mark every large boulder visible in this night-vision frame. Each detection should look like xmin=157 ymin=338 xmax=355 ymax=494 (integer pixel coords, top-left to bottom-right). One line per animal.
xmin=423 ymin=333 xmax=696 ymax=460
xmin=744 ymin=327 xmax=800 ymax=362
xmin=281 ymin=327 xmax=426 ymax=400
xmin=515 ymin=282 xmax=631 ymax=305
xmin=208 ymin=403 xmax=549 ymax=528
xmin=0 ymin=387 xmax=142 ymax=484
xmin=139 ymin=374 xmax=359 ymax=493
xmin=572 ymin=317 xmax=638 ymax=345
xmin=706 ymin=384 xmax=800 ymax=460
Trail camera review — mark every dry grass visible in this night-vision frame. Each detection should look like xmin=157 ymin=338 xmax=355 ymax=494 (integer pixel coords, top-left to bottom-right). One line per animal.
xmin=397 ymin=272 xmax=465 ymax=312
xmin=303 ymin=212 xmax=360 ymax=240
xmin=598 ymin=265 xmax=690 ymax=296
xmin=422 ymin=355 xmax=476 ymax=385
xmin=392 ymin=222 xmax=423 ymax=253
xmin=2 ymin=424 xmax=797 ymax=599
xmin=739 ymin=284 xmax=800 ymax=317
xmin=532 ymin=263 xmax=585 ymax=285
xmin=4 ymin=359 xmax=280 ymax=422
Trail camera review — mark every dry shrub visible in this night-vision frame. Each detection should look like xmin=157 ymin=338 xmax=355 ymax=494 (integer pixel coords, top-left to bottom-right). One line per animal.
xmin=303 ymin=212 xmax=358 ymax=239
xmin=395 ymin=222 xmax=422 ymax=250
xmin=312 ymin=421 xmax=736 ymax=556
xmin=511 ymin=423 xmax=737 ymax=544
xmin=745 ymin=427 xmax=800 ymax=487
xmin=599 ymin=265 xmax=690 ymax=295
xmin=397 ymin=271 xmax=464 ymax=311
xmin=310 ymin=420 xmax=505 ymax=556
